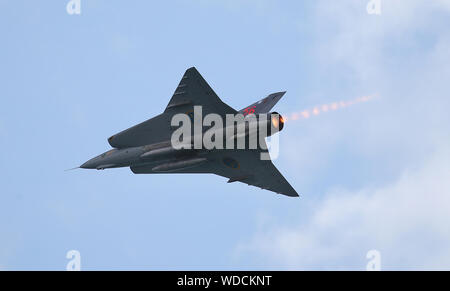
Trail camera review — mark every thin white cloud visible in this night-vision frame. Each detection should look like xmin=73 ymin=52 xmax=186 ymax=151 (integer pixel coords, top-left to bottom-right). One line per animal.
xmin=235 ymin=142 xmax=450 ymax=270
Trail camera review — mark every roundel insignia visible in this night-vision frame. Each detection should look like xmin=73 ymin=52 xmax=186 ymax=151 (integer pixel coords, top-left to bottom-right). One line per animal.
xmin=223 ymin=157 xmax=240 ymax=169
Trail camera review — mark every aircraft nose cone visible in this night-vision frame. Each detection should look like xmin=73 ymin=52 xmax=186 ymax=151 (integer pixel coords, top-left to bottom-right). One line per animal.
xmin=80 ymin=159 xmax=96 ymax=169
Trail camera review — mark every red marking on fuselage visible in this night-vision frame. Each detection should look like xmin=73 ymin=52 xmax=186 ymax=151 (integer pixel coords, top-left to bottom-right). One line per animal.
xmin=243 ymin=105 xmax=256 ymax=116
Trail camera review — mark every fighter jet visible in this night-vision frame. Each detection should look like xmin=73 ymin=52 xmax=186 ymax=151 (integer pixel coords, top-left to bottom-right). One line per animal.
xmin=80 ymin=67 xmax=298 ymax=197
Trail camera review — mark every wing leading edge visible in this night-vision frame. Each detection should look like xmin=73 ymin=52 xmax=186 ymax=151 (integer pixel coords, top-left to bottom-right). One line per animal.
xmin=108 ymin=67 xmax=237 ymax=148
xmin=164 ymin=67 xmax=237 ymax=116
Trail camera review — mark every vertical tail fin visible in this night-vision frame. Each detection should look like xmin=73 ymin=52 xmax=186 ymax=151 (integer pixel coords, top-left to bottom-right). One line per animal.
xmin=239 ymin=92 xmax=286 ymax=116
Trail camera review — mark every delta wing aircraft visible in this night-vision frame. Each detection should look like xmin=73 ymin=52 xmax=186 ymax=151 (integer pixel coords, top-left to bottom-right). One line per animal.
xmin=80 ymin=67 xmax=298 ymax=197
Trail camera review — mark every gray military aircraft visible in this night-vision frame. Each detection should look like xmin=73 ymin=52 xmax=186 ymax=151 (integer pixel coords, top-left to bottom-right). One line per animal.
xmin=80 ymin=67 xmax=299 ymax=197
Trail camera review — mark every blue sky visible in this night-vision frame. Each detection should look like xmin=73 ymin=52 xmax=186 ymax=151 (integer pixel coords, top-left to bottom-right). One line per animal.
xmin=1 ymin=0 xmax=450 ymax=270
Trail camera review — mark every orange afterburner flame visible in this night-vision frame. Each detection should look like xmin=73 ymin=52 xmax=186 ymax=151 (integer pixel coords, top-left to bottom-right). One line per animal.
xmin=285 ymin=94 xmax=376 ymax=122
